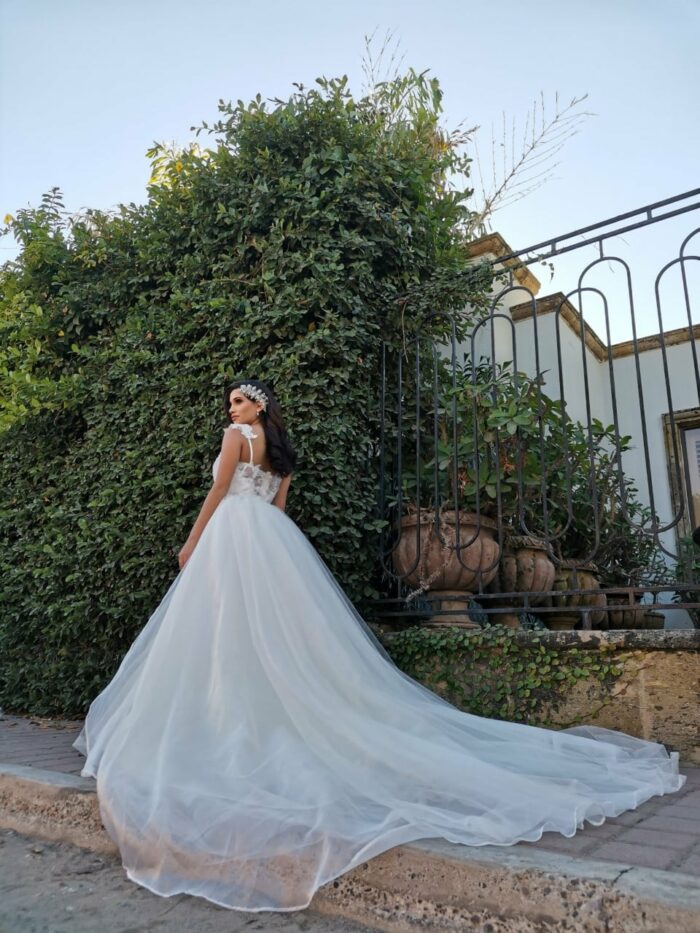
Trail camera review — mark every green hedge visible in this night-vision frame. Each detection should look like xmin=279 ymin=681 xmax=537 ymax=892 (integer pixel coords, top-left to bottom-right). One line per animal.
xmin=0 ymin=74 xmax=491 ymax=715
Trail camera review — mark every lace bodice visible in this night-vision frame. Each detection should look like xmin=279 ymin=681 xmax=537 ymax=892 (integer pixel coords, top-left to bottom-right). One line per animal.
xmin=213 ymin=424 xmax=282 ymax=504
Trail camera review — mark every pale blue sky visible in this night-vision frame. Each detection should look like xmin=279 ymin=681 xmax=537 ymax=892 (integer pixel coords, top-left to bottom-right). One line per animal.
xmin=1 ymin=0 xmax=699 ymax=338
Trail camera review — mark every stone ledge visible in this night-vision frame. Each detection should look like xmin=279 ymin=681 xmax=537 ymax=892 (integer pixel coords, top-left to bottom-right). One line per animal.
xmin=2 ymin=763 xmax=699 ymax=931
xmin=381 ymin=628 xmax=700 ymax=652
xmin=512 ymin=629 xmax=700 ymax=652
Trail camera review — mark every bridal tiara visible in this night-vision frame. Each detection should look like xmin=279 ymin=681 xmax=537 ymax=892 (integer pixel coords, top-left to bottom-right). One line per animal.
xmin=238 ymin=384 xmax=268 ymax=411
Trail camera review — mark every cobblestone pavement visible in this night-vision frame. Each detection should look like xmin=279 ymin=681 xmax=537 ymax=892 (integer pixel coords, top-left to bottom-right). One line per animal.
xmin=2 ymin=712 xmax=700 ymax=876
xmin=0 ymin=828 xmax=376 ymax=933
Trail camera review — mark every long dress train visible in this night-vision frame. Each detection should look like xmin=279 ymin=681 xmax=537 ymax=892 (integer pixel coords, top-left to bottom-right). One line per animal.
xmin=73 ymin=422 xmax=686 ymax=912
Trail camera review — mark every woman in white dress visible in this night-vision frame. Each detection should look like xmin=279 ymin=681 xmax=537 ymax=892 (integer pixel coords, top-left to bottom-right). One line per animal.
xmin=73 ymin=380 xmax=686 ymax=913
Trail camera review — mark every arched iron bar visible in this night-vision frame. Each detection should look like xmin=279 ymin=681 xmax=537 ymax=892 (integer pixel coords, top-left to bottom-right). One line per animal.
xmin=510 ymin=287 xmax=605 ymax=555
xmin=378 ymin=341 xmax=388 ymax=571
xmin=377 ymin=338 xmax=421 ymax=582
xmin=383 ymin=191 xmax=700 ymax=311
xmin=679 ymin=229 xmax=700 ymax=401
xmin=410 ymin=330 xmax=424 ymax=580
xmin=377 ymin=344 xmax=407 ymax=577
xmin=466 ymin=284 xmax=542 ymax=567
xmin=577 ymin=246 xmax=700 ymax=540
xmin=653 ymin=252 xmax=700 ymax=539
xmin=490 ymin=301 xmax=507 ymax=564
xmin=384 ymin=304 xmax=522 ymax=582
xmin=575 ymin=256 xmax=654 ymax=533
xmin=549 ymin=293 xmax=583 ymax=551
xmin=504 ymin=291 xmax=557 ymax=556
xmin=378 ymin=306 xmax=511 ymax=588
xmin=572 ymin=282 xmax=600 ymax=568
xmin=431 ymin=308 xmax=502 ymax=583
xmin=462 ymin=311 xmax=520 ymax=568
xmin=493 ymin=189 xmax=700 ymax=267
xmin=424 ymin=309 xmax=488 ymax=570
xmin=477 ymin=284 xmax=565 ymax=558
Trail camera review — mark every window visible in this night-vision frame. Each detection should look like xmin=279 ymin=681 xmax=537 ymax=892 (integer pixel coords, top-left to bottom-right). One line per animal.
xmin=664 ymin=408 xmax=700 ymax=541
xmin=682 ymin=425 xmax=700 ymax=529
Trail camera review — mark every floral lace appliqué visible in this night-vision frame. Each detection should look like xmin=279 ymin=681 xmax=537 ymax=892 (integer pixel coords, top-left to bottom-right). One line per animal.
xmin=212 ymin=424 xmax=282 ymax=503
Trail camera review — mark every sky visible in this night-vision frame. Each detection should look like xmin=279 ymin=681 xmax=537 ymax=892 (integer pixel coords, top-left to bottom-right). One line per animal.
xmin=1 ymin=0 xmax=699 ymax=341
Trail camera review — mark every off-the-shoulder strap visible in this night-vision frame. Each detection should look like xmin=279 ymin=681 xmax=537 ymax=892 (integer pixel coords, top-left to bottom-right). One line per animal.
xmin=227 ymin=422 xmax=257 ymax=464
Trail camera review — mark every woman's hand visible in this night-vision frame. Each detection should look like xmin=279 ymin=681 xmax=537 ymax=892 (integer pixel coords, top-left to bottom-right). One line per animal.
xmin=178 ymin=539 xmax=196 ymax=570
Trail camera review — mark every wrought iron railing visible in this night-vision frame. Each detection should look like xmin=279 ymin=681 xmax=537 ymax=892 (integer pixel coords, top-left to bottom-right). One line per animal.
xmin=374 ymin=190 xmax=700 ymax=630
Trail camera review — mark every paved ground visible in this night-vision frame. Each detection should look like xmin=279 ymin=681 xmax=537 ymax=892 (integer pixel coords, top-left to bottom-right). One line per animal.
xmin=0 ymin=714 xmax=87 ymax=777
xmin=0 ymin=827 xmax=376 ymax=933
xmin=2 ymin=712 xmax=700 ymax=877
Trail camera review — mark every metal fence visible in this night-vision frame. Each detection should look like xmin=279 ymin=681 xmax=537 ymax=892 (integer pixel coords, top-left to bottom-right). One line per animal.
xmin=374 ymin=190 xmax=700 ymax=630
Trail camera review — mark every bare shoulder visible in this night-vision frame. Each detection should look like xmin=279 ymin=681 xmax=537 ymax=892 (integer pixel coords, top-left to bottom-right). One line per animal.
xmin=225 ymin=423 xmax=254 ymax=441
xmin=221 ymin=425 xmax=245 ymax=452
xmin=226 ymin=424 xmax=243 ymax=445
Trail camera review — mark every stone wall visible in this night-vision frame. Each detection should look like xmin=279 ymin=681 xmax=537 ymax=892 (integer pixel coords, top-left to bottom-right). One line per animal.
xmin=381 ymin=629 xmax=700 ymax=764
xmin=537 ymin=630 xmax=699 ymax=764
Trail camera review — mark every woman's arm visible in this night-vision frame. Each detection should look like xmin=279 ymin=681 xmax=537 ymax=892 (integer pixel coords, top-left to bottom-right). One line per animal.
xmin=179 ymin=430 xmax=243 ymax=567
xmin=271 ymin=473 xmax=292 ymax=512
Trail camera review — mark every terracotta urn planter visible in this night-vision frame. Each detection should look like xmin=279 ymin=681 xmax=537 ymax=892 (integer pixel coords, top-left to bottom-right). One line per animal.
xmin=392 ymin=510 xmax=500 ymax=627
xmin=641 ymin=609 xmax=665 ymax=630
xmin=486 ymin=535 xmax=556 ymax=628
xmin=544 ymin=560 xmax=608 ymax=631
xmin=605 ymin=595 xmax=648 ymax=629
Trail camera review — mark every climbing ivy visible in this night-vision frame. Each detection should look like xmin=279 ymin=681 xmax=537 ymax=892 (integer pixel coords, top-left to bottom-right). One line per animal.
xmin=384 ymin=625 xmax=626 ymax=724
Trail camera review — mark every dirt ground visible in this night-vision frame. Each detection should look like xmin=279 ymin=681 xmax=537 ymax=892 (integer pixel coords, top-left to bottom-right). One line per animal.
xmin=0 ymin=829 xmax=376 ymax=933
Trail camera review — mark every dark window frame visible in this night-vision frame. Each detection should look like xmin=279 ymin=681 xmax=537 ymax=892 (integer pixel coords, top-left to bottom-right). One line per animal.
xmin=664 ymin=406 xmax=700 ymax=542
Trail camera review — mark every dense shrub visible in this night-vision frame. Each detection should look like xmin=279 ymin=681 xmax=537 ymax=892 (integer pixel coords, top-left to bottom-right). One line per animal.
xmin=0 ymin=73 xmax=491 ymax=714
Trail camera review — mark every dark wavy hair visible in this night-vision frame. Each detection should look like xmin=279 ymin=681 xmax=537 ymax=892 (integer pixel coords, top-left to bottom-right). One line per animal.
xmin=223 ymin=379 xmax=297 ymax=477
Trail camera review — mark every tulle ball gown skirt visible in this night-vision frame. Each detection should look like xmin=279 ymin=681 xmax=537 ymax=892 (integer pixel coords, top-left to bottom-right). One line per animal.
xmin=73 ymin=491 xmax=686 ymax=912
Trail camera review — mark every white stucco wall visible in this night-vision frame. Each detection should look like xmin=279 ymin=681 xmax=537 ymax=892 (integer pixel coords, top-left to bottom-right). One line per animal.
xmin=610 ymin=340 xmax=700 ymax=539
xmin=507 ymin=309 xmax=612 ymax=428
xmin=466 ymin=283 xmax=535 ymax=369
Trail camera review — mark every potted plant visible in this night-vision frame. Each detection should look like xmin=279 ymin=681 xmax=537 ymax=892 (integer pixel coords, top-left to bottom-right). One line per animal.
xmin=597 ymin=499 xmax=667 ymax=629
xmin=478 ymin=369 xmax=565 ymax=627
xmin=523 ymin=417 xmax=667 ymax=631
xmin=391 ymin=359 xmax=547 ymax=625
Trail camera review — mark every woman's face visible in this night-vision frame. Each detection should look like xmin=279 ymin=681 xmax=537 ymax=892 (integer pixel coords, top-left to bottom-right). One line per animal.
xmin=229 ymin=389 xmax=261 ymax=425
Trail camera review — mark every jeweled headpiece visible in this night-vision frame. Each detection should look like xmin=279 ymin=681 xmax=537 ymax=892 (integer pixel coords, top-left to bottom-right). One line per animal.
xmin=238 ymin=383 xmax=268 ymax=411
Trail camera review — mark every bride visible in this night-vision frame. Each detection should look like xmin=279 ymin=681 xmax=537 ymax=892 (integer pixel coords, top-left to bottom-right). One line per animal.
xmin=74 ymin=379 xmax=686 ymax=913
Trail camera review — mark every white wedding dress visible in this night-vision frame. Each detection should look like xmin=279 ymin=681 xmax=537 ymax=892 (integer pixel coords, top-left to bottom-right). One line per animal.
xmin=74 ymin=422 xmax=686 ymax=912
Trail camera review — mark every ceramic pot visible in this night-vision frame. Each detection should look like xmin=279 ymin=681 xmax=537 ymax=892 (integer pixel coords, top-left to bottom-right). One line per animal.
xmin=544 ymin=560 xmax=608 ymax=631
xmin=605 ymin=595 xmax=648 ymax=629
xmin=641 ymin=609 xmax=665 ymax=630
xmin=486 ymin=535 xmax=556 ymax=628
xmin=393 ymin=510 xmax=500 ymax=627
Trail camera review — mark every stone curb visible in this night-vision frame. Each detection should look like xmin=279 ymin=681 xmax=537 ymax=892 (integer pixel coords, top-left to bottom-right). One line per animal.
xmin=0 ymin=762 xmax=115 ymax=856
xmin=2 ymin=762 xmax=699 ymax=931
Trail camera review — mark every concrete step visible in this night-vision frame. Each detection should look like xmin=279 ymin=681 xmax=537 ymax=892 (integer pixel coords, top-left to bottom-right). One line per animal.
xmin=1 ymin=762 xmax=699 ymax=931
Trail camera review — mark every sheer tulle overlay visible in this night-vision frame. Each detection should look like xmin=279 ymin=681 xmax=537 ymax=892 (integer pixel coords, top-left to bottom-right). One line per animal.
xmin=74 ymin=430 xmax=686 ymax=912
